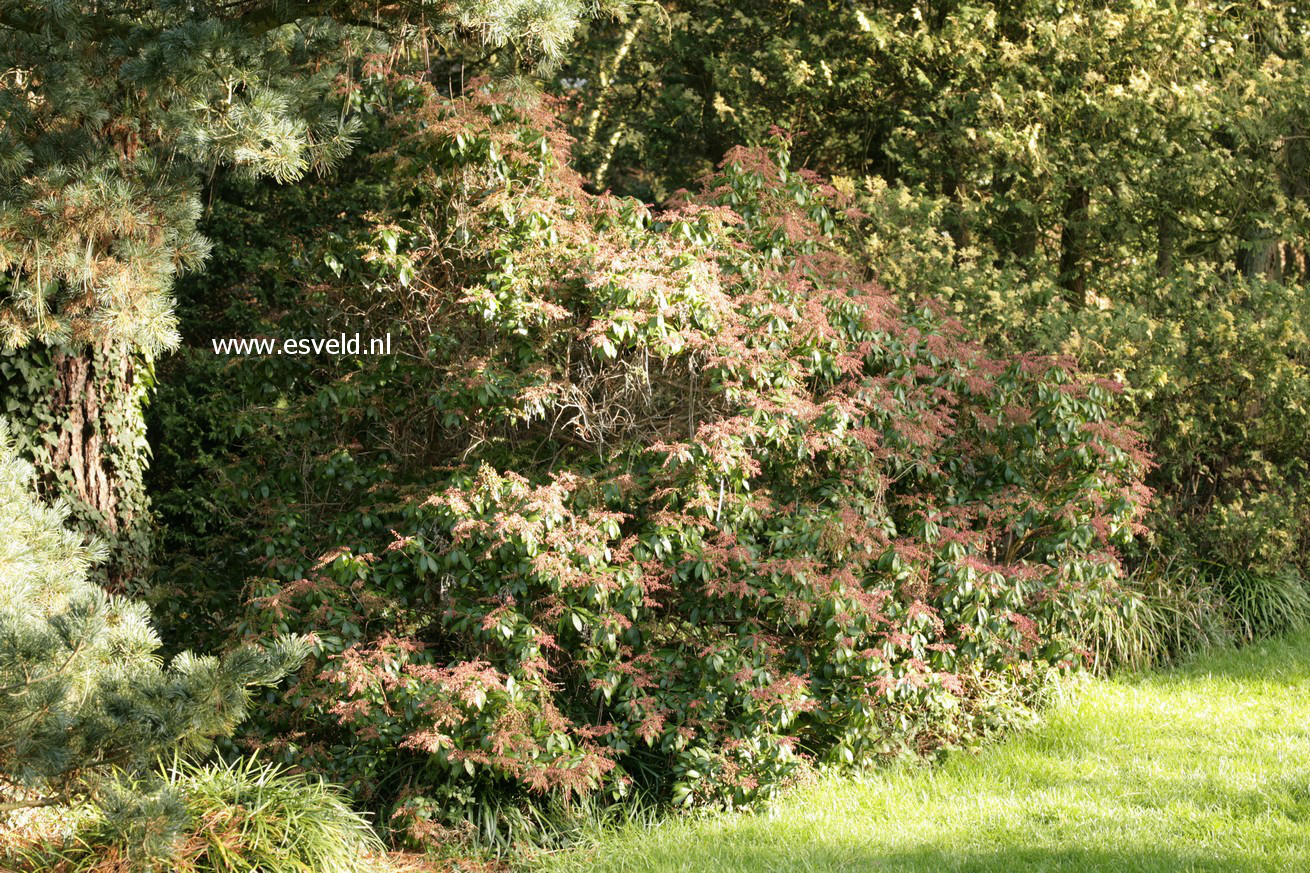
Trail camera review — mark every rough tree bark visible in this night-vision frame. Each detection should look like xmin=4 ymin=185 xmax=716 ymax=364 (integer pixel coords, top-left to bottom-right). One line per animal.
xmin=41 ymin=340 xmax=152 ymax=589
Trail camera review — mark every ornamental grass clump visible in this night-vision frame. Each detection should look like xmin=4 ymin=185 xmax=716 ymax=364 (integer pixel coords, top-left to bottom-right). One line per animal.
xmin=34 ymin=758 xmax=383 ymax=873
xmin=1219 ymin=567 xmax=1310 ymax=642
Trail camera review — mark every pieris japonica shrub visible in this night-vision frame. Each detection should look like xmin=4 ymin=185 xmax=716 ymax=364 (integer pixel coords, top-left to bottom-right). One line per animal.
xmin=179 ymin=82 xmax=1147 ymax=841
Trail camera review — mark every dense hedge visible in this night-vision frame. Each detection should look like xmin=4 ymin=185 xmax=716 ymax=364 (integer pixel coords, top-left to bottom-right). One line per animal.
xmin=856 ymin=180 xmax=1310 ymax=659
xmin=150 ymin=84 xmax=1147 ymax=843
xmin=858 ymin=181 xmax=1310 ymax=580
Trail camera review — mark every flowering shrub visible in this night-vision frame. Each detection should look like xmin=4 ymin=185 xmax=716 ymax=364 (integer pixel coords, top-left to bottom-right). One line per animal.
xmin=165 ymin=83 xmax=1147 ymax=840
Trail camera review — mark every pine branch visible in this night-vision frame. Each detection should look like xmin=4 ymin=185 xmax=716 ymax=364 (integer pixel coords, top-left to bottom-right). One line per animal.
xmin=225 ymin=0 xmax=351 ymax=35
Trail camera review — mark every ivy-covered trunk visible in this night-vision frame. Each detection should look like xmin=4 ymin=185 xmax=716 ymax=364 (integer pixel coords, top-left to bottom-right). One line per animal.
xmin=0 ymin=341 xmax=153 ymax=589
xmin=1058 ymin=185 xmax=1090 ymax=306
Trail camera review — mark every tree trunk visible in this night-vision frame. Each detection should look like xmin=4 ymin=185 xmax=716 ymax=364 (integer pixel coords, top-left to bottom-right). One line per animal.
xmin=1156 ymin=213 xmax=1176 ymax=277
xmin=1058 ymin=185 xmax=1090 ymax=305
xmin=1281 ymin=131 xmax=1308 ymax=283
xmin=582 ymin=12 xmax=646 ymax=147
xmin=942 ymin=171 xmax=971 ymax=252
xmin=40 ymin=340 xmax=153 ymax=589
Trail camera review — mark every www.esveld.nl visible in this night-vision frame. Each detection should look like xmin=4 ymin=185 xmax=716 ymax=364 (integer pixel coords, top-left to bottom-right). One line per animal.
xmin=211 ymin=333 xmax=392 ymax=356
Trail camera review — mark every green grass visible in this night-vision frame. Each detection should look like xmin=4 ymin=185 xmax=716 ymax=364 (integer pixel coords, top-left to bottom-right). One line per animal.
xmin=532 ymin=631 xmax=1310 ymax=873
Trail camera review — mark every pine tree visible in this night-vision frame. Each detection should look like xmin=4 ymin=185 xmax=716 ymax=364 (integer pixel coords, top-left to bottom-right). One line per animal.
xmin=0 ymin=0 xmax=608 ymax=583
xmin=0 ymin=416 xmax=307 ymax=814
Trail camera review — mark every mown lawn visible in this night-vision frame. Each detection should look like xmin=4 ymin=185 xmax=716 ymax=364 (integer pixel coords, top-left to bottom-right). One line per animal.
xmin=533 ymin=631 xmax=1310 ymax=872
